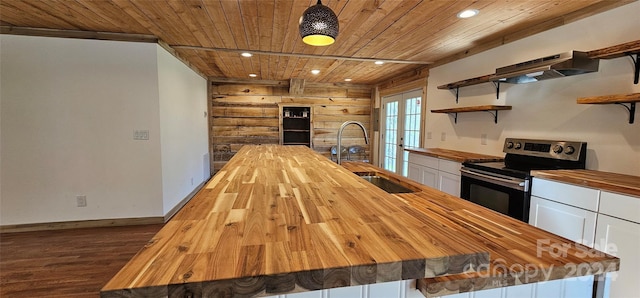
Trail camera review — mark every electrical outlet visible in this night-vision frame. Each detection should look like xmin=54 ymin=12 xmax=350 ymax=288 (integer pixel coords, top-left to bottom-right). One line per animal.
xmin=133 ymin=130 xmax=149 ymax=140
xmin=441 ymin=132 xmax=446 ymax=141
xmin=191 ymin=177 xmax=194 ymax=186
xmin=481 ymin=134 xmax=488 ymax=145
xmin=76 ymin=195 xmax=87 ymax=207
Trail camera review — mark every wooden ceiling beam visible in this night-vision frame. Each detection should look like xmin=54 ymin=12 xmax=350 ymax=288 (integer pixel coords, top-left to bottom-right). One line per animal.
xmin=209 ymin=77 xmax=373 ymax=90
xmin=173 ymin=45 xmax=432 ymax=65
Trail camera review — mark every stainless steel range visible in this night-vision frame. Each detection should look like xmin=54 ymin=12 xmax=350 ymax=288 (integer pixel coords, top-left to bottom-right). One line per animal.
xmin=460 ymin=138 xmax=587 ymax=222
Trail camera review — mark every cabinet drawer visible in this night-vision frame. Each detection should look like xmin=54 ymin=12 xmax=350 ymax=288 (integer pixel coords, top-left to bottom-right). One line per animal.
xmin=408 ymin=153 xmax=438 ymax=169
xmin=599 ymin=191 xmax=640 ymax=224
xmin=438 ymin=159 xmax=461 ymax=175
xmin=531 ymin=178 xmax=599 ymax=212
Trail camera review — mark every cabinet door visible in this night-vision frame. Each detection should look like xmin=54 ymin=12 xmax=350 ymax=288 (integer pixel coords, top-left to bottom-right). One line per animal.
xmin=420 ymin=166 xmax=439 ymax=189
xmin=407 ymin=163 xmax=422 ymax=183
xmin=438 ymin=171 xmax=461 ymax=197
xmin=594 ymin=214 xmax=640 ymax=298
xmin=529 ymin=196 xmax=597 ymax=246
xmin=407 ymin=162 xmax=437 ymax=189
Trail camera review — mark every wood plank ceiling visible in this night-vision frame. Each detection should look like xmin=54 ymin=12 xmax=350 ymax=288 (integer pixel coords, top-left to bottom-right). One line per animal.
xmin=0 ymin=0 xmax=633 ymax=85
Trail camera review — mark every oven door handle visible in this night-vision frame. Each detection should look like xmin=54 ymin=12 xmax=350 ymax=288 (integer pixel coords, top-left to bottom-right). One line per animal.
xmin=460 ymin=168 xmax=528 ymax=191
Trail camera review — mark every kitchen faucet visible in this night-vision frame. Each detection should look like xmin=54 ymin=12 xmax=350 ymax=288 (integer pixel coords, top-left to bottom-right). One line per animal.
xmin=336 ymin=121 xmax=369 ymax=165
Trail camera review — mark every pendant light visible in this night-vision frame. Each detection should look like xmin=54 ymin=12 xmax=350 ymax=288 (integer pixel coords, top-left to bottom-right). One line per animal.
xmin=299 ymin=0 xmax=339 ymax=46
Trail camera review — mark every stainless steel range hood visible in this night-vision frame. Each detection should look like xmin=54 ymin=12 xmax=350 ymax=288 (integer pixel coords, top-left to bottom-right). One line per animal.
xmin=493 ymin=51 xmax=599 ymax=84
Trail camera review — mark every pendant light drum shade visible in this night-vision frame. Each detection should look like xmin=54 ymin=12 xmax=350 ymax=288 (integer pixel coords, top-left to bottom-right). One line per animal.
xmin=299 ymin=0 xmax=339 ymax=46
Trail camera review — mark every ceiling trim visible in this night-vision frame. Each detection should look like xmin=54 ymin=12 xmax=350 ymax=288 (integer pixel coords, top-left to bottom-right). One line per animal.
xmin=0 ymin=26 xmax=158 ymax=43
xmin=173 ymin=45 xmax=432 ymax=65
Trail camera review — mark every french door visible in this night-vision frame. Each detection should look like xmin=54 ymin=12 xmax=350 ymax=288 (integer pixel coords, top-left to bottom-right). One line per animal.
xmin=380 ymin=89 xmax=422 ymax=176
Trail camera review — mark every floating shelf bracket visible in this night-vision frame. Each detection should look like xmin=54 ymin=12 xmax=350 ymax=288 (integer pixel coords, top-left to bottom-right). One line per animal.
xmin=629 ymin=53 xmax=639 ymax=84
xmin=615 ymin=102 xmax=636 ymax=124
xmin=484 ymin=110 xmax=500 ymax=124
xmin=491 ymin=81 xmax=501 ymax=100
xmin=455 ymin=87 xmax=460 ymax=103
xmin=451 ymin=112 xmax=459 ymax=123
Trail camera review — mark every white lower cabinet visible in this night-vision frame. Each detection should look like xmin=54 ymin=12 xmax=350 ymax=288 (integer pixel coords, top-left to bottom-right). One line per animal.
xmin=273 ymin=280 xmax=424 ymax=298
xmin=530 ymin=177 xmax=640 ymax=298
xmin=408 ymin=162 xmax=438 ymax=189
xmin=529 ymin=178 xmax=599 ymax=246
xmin=407 ymin=153 xmax=461 ymax=196
xmin=529 ymin=195 xmax=597 ymax=245
xmin=438 ymin=171 xmax=461 ymax=197
xmin=594 ymin=214 xmax=640 ymax=298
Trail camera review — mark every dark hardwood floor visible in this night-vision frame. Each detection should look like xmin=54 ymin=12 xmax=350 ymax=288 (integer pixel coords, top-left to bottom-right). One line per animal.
xmin=0 ymin=224 xmax=163 ymax=297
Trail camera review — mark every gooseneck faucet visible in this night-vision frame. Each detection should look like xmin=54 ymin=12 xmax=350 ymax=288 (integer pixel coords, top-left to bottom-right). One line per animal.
xmin=336 ymin=120 xmax=369 ymax=165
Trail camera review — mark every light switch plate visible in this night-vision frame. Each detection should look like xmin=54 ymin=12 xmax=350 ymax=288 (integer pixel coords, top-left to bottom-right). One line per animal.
xmin=133 ymin=130 xmax=149 ymax=140
xmin=76 ymin=195 xmax=87 ymax=207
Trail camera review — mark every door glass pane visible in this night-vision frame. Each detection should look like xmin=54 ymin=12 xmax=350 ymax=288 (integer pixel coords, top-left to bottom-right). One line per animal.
xmin=402 ymin=96 xmax=421 ymax=176
xmin=384 ymin=101 xmax=398 ymax=172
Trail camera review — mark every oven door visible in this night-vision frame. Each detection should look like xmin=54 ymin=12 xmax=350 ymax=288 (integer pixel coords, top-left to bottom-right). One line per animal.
xmin=460 ymin=167 xmax=530 ymax=222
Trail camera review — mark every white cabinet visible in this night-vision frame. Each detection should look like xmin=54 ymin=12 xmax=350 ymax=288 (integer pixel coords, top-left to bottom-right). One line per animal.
xmin=529 ymin=178 xmax=599 ymax=246
xmin=594 ymin=191 xmax=640 ymax=298
xmin=407 ymin=153 xmax=461 ymax=196
xmin=408 ymin=161 xmax=438 ymax=189
xmin=529 ymin=195 xmax=597 ymax=245
xmin=530 ymin=177 xmax=640 ymax=298
xmin=438 ymin=171 xmax=461 ymax=197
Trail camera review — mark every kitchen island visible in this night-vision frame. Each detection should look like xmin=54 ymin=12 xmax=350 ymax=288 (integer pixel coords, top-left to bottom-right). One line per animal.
xmin=102 ymin=145 xmax=618 ymax=297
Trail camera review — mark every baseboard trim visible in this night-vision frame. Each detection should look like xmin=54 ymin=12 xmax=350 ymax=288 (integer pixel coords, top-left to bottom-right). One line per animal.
xmin=0 ymin=217 xmax=165 ymax=234
xmin=164 ymin=180 xmax=207 ymax=222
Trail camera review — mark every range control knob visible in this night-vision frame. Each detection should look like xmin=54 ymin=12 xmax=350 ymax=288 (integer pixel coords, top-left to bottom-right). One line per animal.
xmin=553 ymin=145 xmax=563 ymax=154
xmin=506 ymin=142 xmax=514 ymax=149
xmin=565 ymin=145 xmax=575 ymax=155
xmin=514 ymin=142 xmax=522 ymax=149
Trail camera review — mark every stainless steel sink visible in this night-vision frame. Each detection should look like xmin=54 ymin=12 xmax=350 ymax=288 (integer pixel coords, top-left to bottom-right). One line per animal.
xmin=358 ymin=175 xmax=415 ymax=193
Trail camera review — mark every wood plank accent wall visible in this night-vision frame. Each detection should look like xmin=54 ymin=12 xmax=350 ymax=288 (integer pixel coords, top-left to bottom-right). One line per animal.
xmin=209 ymin=81 xmax=373 ymax=173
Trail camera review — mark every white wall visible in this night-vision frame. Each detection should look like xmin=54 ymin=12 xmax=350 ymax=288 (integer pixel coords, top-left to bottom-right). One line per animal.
xmin=157 ymin=47 xmax=209 ymax=215
xmin=425 ymin=1 xmax=640 ymax=176
xmin=0 ymin=35 xmax=209 ymax=225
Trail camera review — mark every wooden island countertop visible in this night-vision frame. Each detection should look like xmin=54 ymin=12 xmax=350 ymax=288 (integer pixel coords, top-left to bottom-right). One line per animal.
xmin=101 ymin=145 xmax=489 ymax=297
xmin=102 ymin=145 xmax=618 ymax=297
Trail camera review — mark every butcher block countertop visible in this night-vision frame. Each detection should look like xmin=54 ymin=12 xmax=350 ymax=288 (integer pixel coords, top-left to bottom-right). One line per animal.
xmin=101 ymin=145 xmax=488 ymax=297
xmin=532 ymin=169 xmax=640 ymax=198
xmin=342 ymin=162 xmax=619 ymax=297
xmin=404 ymin=147 xmax=504 ymax=163
xmin=102 ymin=145 xmax=618 ymax=297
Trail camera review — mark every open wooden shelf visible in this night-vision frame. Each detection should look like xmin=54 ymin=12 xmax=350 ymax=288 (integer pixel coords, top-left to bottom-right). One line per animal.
xmin=577 ymin=93 xmax=640 ymax=124
xmin=587 ymin=40 xmax=640 ymax=84
xmin=587 ymin=40 xmax=640 ymax=59
xmin=437 ymin=73 xmax=501 ymax=102
xmin=431 ymin=105 xmax=512 ymax=124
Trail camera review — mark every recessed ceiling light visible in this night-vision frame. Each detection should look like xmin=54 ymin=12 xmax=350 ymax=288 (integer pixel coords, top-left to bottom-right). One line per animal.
xmin=311 ymin=69 xmax=320 ymax=75
xmin=457 ymin=9 xmax=479 ymax=19
xmin=374 ymin=61 xmax=384 ymax=65
xmin=344 ymin=78 xmax=352 ymax=82
xmin=241 ymin=52 xmax=253 ymax=57
xmin=249 ymin=73 xmax=257 ymax=77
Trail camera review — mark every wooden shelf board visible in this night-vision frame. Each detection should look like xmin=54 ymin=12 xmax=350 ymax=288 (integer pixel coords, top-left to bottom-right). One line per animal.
xmin=587 ymin=40 xmax=640 ymax=59
xmin=577 ymin=93 xmax=640 ymax=104
xmin=431 ymin=105 xmax=512 ymax=114
xmin=436 ymin=74 xmax=497 ymax=90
